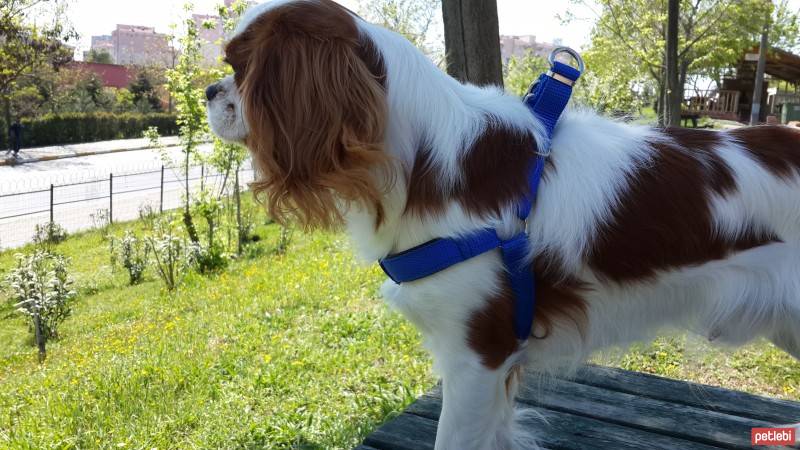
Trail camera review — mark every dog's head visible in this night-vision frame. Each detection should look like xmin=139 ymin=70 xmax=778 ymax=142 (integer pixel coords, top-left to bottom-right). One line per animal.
xmin=207 ymin=0 xmax=389 ymax=229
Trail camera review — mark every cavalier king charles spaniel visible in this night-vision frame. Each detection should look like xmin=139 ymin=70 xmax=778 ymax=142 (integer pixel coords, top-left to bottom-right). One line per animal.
xmin=206 ymin=1 xmax=800 ymax=448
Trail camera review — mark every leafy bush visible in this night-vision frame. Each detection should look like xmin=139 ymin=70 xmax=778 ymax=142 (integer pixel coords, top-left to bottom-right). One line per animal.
xmin=3 ymin=251 xmax=76 ymax=361
xmin=147 ymin=231 xmax=195 ymax=291
xmin=113 ymin=231 xmax=149 ymax=285
xmin=17 ymin=112 xmax=178 ymax=148
xmin=32 ymin=222 xmax=68 ymax=247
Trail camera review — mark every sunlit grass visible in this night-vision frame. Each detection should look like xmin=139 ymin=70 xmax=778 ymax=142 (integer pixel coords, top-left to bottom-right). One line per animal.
xmin=1 ymin=205 xmax=797 ymax=449
xmin=0 ymin=218 xmax=432 ymax=449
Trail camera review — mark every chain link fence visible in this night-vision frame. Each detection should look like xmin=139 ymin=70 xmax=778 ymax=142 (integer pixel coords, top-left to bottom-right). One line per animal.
xmin=0 ymin=162 xmax=255 ymax=250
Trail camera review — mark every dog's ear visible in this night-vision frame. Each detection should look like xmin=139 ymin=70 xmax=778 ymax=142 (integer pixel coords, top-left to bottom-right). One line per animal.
xmin=235 ymin=0 xmax=388 ymax=229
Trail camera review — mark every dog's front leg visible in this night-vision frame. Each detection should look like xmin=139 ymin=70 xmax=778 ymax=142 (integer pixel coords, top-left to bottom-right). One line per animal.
xmin=433 ymin=352 xmax=523 ymax=450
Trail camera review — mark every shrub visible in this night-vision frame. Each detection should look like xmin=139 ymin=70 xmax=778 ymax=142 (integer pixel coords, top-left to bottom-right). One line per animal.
xmin=3 ymin=251 xmax=76 ymax=361
xmin=114 ymin=231 xmax=149 ymax=285
xmin=90 ymin=209 xmax=111 ymax=240
xmin=32 ymin=222 xmax=68 ymax=247
xmin=18 ymin=112 xmax=178 ymax=148
xmin=147 ymin=231 xmax=195 ymax=291
xmin=138 ymin=203 xmax=160 ymax=231
xmin=275 ymin=226 xmax=293 ymax=255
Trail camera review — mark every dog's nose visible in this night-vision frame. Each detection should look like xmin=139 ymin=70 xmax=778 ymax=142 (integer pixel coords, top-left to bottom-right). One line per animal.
xmin=205 ymin=83 xmax=221 ymax=101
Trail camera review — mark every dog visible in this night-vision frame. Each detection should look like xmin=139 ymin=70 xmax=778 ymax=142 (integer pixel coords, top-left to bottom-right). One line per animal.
xmin=206 ymin=1 xmax=800 ymax=448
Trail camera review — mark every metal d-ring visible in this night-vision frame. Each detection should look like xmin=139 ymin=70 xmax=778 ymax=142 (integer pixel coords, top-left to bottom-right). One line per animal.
xmin=548 ymin=47 xmax=585 ymax=74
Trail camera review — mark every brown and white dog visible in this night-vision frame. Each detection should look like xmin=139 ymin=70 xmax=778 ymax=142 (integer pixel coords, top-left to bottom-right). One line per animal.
xmin=206 ymin=1 xmax=800 ymax=448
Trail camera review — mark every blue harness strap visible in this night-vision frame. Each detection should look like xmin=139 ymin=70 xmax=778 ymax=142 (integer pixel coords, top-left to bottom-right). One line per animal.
xmin=379 ymin=48 xmax=583 ymax=341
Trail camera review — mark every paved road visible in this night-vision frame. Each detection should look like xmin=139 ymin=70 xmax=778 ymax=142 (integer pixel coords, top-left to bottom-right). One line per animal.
xmin=0 ymin=144 xmax=254 ymax=249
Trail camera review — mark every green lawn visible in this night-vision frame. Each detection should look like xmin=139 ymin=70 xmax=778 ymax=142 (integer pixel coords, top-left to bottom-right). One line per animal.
xmin=1 ymin=212 xmax=798 ymax=449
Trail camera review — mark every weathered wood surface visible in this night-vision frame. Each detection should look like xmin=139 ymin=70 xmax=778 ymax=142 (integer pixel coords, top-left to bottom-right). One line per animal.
xmin=358 ymin=365 xmax=800 ymax=450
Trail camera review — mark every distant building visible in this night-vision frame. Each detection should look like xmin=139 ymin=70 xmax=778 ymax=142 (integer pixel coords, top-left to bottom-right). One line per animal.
xmin=194 ymin=14 xmax=225 ymax=67
xmin=500 ymin=35 xmax=559 ymax=65
xmin=66 ymin=61 xmax=133 ymax=88
xmin=111 ymin=24 xmax=173 ymax=67
xmin=88 ymin=35 xmax=115 ymax=62
xmin=193 ymin=0 xmax=255 ymax=67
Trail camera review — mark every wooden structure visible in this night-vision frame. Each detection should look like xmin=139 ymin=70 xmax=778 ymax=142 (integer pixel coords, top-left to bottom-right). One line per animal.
xmin=357 ymin=365 xmax=800 ymax=450
xmin=685 ymin=47 xmax=800 ymax=124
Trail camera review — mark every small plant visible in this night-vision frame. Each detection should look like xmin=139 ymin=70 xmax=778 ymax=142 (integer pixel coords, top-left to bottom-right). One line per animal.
xmin=275 ymin=226 xmax=293 ymax=255
xmin=3 ymin=250 xmax=76 ymax=362
xmin=147 ymin=231 xmax=194 ymax=291
xmin=138 ymin=203 xmax=160 ymax=231
xmin=115 ymin=231 xmax=150 ymax=285
xmin=32 ymin=221 xmax=68 ymax=248
xmin=90 ymin=209 xmax=111 ymax=240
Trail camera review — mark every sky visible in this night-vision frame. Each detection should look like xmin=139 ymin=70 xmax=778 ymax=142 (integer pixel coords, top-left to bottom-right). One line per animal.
xmin=65 ymin=0 xmax=597 ymax=55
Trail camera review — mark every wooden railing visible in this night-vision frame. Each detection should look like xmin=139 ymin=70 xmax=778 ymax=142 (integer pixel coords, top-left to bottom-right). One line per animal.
xmin=685 ymin=89 xmax=740 ymax=117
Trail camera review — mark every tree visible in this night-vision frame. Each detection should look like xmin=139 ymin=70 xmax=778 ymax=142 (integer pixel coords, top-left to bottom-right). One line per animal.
xmin=665 ymin=0 xmax=680 ymax=125
xmin=441 ymin=0 xmax=503 ymax=86
xmin=0 ymin=0 xmax=76 ymax=125
xmin=165 ymin=4 xmax=206 ymax=245
xmin=568 ymin=0 xmax=799 ymax=124
xmin=504 ymin=51 xmax=550 ymax=97
xmin=85 ymin=49 xmax=113 ymax=64
xmin=358 ymin=0 xmax=443 ymax=60
xmin=129 ymin=71 xmax=163 ymax=113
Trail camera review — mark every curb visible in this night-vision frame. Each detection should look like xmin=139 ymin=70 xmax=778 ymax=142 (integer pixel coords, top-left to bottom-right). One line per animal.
xmin=0 ymin=145 xmax=154 ymax=167
xmin=0 ymin=137 xmax=189 ymax=167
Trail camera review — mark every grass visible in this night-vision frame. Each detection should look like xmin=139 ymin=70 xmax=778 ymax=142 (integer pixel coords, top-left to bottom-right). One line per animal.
xmin=0 ymin=217 xmax=432 ymax=449
xmin=1 ymin=207 xmax=798 ymax=449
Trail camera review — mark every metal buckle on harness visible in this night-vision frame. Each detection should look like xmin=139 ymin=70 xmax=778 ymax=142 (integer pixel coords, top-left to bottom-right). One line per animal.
xmin=548 ymin=46 xmax=586 ymax=74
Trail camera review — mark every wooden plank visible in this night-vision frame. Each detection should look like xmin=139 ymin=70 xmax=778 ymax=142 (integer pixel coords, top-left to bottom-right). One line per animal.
xmin=363 ymin=412 xmax=437 ymax=450
xmin=405 ymin=390 xmax=721 ymax=450
xmin=562 ymin=365 xmax=800 ymax=424
xmin=518 ymin=376 xmax=783 ymax=449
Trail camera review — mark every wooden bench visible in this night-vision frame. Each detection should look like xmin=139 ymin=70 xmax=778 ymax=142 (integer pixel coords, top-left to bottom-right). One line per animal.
xmin=356 ymin=365 xmax=800 ymax=449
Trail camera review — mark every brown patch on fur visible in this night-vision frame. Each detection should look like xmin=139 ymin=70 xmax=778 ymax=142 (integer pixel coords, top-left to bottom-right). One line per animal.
xmin=467 ymin=266 xmax=588 ymax=369
xmin=728 ymin=125 xmax=800 ymax=179
xmin=467 ymin=279 xmax=518 ymax=369
xmin=404 ymin=122 xmax=538 ymax=218
xmin=588 ymin=128 xmax=777 ymax=282
xmin=226 ymin=0 xmax=389 ymax=229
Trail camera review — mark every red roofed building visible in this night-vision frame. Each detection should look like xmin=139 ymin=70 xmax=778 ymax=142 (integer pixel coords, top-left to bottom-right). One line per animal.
xmin=66 ymin=61 xmax=133 ymax=89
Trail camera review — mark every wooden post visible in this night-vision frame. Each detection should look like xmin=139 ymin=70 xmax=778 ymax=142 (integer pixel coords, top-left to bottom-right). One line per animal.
xmin=442 ymin=0 xmax=503 ymax=87
xmin=109 ymin=173 xmax=113 ymax=224
xmin=49 ymin=184 xmax=54 ymax=223
xmin=160 ymin=165 xmax=165 ymax=213
xmin=750 ymin=19 xmax=770 ymax=125
xmin=665 ymin=0 xmax=681 ymax=127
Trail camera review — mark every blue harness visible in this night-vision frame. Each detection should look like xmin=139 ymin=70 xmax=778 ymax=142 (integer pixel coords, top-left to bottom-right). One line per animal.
xmin=379 ymin=48 xmax=584 ymax=341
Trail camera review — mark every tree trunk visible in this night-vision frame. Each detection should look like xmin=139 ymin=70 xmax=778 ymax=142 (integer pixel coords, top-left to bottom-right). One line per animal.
xmin=678 ymin=59 xmax=689 ymax=118
xmin=750 ymin=19 xmax=769 ymax=125
xmin=442 ymin=0 xmax=503 ymax=87
xmin=665 ymin=0 xmax=681 ymax=127
xmin=183 ymin=149 xmax=199 ymax=244
xmin=656 ymin=74 xmax=665 ymax=126
xmin=33 ymin=314 xmax=46 ymax=363
xmin=235 ymin=165 xmax=243 ymax=255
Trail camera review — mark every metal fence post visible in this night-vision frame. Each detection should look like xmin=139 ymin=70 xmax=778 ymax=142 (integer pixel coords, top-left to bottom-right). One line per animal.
xmin=49 ymin=184 xmax=54 ymax=223
xmin=200 ymin=164 xmax=205 ymax=192
xmin=160 ymin=165 xmax=165 ymax=213
xmin=109 ymin=173 xmax=113 ymax=224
